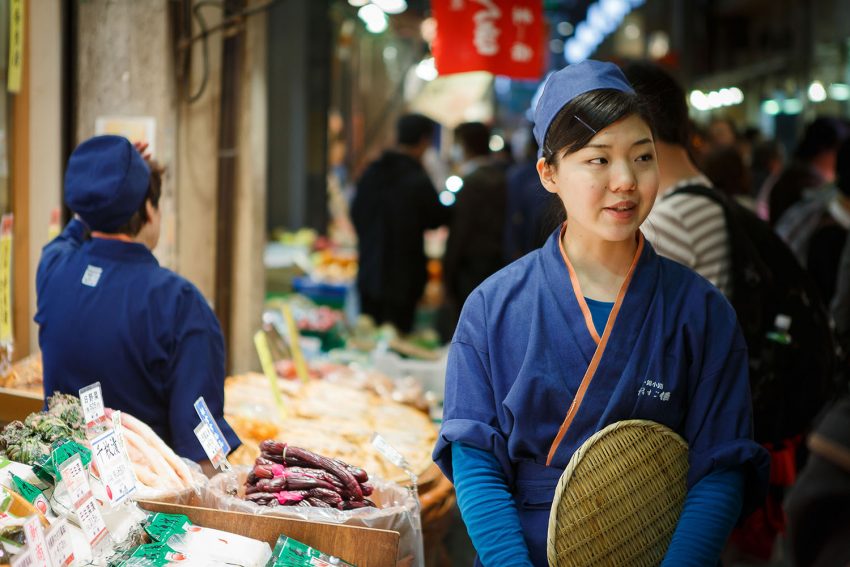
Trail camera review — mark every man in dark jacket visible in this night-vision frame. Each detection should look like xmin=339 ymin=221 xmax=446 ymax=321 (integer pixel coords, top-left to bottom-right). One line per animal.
xmin=443 ymin=122 xmax=507 ymax=332
xmin=351 ymin=113 xmax=450 ymax=333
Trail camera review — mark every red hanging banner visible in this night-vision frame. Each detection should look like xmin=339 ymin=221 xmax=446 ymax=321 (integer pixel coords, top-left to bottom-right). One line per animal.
xmin=432 ymin=0 xmax=545 ymax=80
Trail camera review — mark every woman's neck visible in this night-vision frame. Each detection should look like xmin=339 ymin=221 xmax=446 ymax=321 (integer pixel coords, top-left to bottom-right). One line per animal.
xmin=563 ymin=225 xmax=637 ymax=302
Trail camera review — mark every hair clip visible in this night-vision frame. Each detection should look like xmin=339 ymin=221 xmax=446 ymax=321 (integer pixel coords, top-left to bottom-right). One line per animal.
xmin=574 ymin=115 xmax=597 ymax=135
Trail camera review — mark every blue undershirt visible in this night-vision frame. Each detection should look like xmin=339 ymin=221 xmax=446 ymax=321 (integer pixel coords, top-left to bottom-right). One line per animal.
xmin=452 ymin=443 xmax=744 ymax=567
xmin=585 ymin=297 xmax=614 ymax=336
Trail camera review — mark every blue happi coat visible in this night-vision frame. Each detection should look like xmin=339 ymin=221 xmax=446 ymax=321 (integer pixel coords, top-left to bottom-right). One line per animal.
xmin=433 ymin=226 xmax=769 ymax=566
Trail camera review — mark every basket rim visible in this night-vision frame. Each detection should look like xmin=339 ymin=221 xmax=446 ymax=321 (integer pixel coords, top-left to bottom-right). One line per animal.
xmin=546 ymin=419 xmax=688 ymax=567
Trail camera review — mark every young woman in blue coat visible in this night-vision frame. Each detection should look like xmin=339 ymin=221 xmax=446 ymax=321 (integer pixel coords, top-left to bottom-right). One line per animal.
xmin=432 ymin=60 xmax=769 ymax=566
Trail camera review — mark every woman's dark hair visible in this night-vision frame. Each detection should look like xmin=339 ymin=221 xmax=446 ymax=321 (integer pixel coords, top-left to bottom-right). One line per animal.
xmin=541 ymin=89 xmax=654 ymax=166
xmin=116 ymin=159 xmax=164 ymax=236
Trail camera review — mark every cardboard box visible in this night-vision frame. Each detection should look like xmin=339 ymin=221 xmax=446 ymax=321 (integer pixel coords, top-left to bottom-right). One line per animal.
xmin=139 ymin=500 xmax=400 ymax=567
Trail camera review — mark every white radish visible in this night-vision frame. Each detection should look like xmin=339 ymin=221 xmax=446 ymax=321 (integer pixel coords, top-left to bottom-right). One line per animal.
xmin=120 ymin=411 xmax=195 ymax=488
xmin=122 ymin=427 xmax=182 ymax=491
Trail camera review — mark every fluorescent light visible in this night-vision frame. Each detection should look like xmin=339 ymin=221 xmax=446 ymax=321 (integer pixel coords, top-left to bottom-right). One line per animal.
xmin=557 ymin=21 xmax=574 ymax=36
xmin=689 ymin=90 xmax=710 ymax=111
xmin=729 ymin=87 xmax=744 ymax=105
xmin=576 ymin=22 xmax=602 ymax=47
xmin=439 ymin=191 xmax=456 ymax=206
xmin=445 ymin=176 xmax=464 ymax=193
xmin=783 ymin=98 xmax=803 ymax=114
xmin=808 ymin=81 xmax=827 ymax=102
xmin=708 ymin=91 xmax=722 ymax=108
xmin=601 ymin=0 xmax=629 ymax=20
xmin=565 ymin=38 xmax=591 ymax=64
xmin=358 ymin=4 xmax=388 ymax=33
xmin=828 ymin=83 xmax=850 ymax=101
xmin=624 ymin=23 xmax=641 ymax=40
xmin=489 ymin=135 xmax=505 ymax=153
xmin=762 ymin=100 xmax=780 ymax=115
xmin=415 ymin=57 xmax=437 ymax=81
xmin=372 ymin=0 xmax=407 ymax=14
xmin=348 ymin=0 xmax=369 ymax=6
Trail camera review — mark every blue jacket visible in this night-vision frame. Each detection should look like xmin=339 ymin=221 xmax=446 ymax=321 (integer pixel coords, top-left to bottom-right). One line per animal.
xmin=35 ymin=219 xmax=240 ymax=461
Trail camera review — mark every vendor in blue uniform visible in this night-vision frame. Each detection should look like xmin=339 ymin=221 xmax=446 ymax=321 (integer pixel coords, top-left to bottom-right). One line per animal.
xmin=35 ymin=135 xmax=240 ymax=464
xmin=433 ymin=61 xmax=769 ymax=566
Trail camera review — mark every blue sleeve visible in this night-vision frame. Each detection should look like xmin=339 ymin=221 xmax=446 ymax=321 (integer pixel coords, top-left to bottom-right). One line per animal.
xmin=166 ymin=284 xmax=241 ymax=461
xmin=433 ymin=291 xmax=514 ymax=485
xmin=683 ymin=291 xmax=769 ymax=514
xmin=662 ymin=468 xmax=745 ymax=566
xmin=452 ymin=443 xmax=534 ymax=567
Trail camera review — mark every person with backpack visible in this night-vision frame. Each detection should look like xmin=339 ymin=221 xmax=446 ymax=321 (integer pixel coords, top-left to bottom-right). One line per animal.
xmin=433 ymin=60 xmax=768 ymax=567
xmin=777 ymin=138 xmax=850 ymax=307
xmin=624 ymin=61 xmax=837 ymax=562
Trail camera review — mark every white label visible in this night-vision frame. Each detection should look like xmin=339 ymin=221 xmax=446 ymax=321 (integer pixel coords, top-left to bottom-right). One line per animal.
xmin=57 ymin=455 xmax=110 ymax=549
xmin=10 ymin=546 xmax=34 ymax=567
xmin=75 ymin=497 xmax=109 ymax=548
xmin=371 ymin=433 xmax=417 ymax=483
xmin=81 ymin=265 xmax=102 ymax=287
xmin=45 ymin=518 xmax=74 ymax=567
xmin=22 ymin=516 xmax=49 ymax=567
xmin=193 ymin=422 xmax=225 ymax=468
xmin=58 ymin=455 xmax=88 ymax=506
xmin=91 ymin=429 xmax=136 ymax=504
xmin=78 ymin=382 xmax=105 ymax=427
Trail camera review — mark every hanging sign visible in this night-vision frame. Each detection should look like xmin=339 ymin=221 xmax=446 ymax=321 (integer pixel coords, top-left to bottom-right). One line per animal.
xmin=432 ymin=0 xmax=544 ymax=80
xmin=0 ymin=215 xmax=13 ymax=343
xmin=8 ymin=0 xmax=23 ymax=93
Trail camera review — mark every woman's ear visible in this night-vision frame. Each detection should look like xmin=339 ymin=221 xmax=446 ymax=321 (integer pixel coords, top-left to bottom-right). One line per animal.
xmin=536 ymin=157 xmax=558 ymax=194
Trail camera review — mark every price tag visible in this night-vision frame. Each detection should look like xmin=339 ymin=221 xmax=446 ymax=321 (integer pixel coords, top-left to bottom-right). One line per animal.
xmin=22 ymin=516 xmax=49 ymax=567
xmin=253 ymin=331 xmax=287 ymax=418
xmin=57 ymin=454 xmax=110 ymax=550
xmin=10 ymin=546 xmax=34 ymax=567
xmin=193 ymin=397 xmax=230 ymax=454
xmin=91 ymin=428 xmax=136 ymax=504
xmin=193 ymin=422 xmax=225 ymax=469
xmin=78 ymin=382 xmax=105 ymax=428
xmin=372 ymin=433 xmax=418 ymax=485
xmin=45 ymin=518 xmax=74 ymax=567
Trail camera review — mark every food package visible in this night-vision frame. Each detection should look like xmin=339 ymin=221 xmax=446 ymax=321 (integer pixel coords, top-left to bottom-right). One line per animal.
xmin=205 ymin=467 xmax=423 ymax=567
xmin=121 ymin=512 xmax=272 ymax=567
xmin=268 ymin=534 xmax=356 ymax=567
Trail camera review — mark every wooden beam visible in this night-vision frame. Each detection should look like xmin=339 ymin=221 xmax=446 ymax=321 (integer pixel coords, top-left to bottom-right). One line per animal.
xmin=11 ymin=0 xmax=31 ymax=361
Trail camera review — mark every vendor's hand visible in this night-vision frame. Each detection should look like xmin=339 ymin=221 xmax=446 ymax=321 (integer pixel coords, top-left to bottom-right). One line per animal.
xmin=133 ymin=141 xmax=152 ymax=162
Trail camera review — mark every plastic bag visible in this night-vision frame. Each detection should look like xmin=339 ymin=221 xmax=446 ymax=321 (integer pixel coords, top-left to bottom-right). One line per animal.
xmin=204 ymin=467 xmax=423 ymax=567
xmin=132 ymin=459 xmax=207 ymax=505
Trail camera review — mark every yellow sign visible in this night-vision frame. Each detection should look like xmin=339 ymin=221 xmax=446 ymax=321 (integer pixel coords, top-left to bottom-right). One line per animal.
xmin=253 ymin=330 xmax=287 ymax=418
xmin=281 ymin=304 xmax=310 ymax=383
xmin=0 ymin=215 xmax=13 ymax=343
xmin=7 ymin=0 xmax=24 ymax=94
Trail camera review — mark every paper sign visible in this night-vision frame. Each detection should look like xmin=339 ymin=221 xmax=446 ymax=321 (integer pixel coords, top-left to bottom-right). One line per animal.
xmin=7 ymin=0 xmax=23 ymax=93
xmin=79 ymin=382 xmax=105 ymax=427
xmin=253 ymin=330 xmax=287 ymax=418
xmin=45 ymin=518 xmax=74 ymax=567
xmin=91 ymin=428 xmax=136 ymax=504
xmin=94 ymin=116 xmax=157 ymax=157
xmin=0 ymin=215 xmax=13 ymax=343
xmin=281 ymin=304 xmax=310 ymax=383
xmin=193 ymin=422 xmax=225 ymax=469
xmin=22 ymin=516 xmax=49 ymax=567
xmin=193 ymin=397 xmax=230 ymax=470
xmin=57 ymin=454 xmax=109 ymax=549
xmin=10 ymin=546 xmax=34 ymax=567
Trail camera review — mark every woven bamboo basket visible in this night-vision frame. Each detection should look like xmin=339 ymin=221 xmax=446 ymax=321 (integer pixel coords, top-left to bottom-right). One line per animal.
xmin=547 ymin=420 xmax=689 ymax=567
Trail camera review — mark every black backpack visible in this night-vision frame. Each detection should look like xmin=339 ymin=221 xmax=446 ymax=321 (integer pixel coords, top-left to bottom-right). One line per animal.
xmin=671 ymin=185 xmax=837 ymax=443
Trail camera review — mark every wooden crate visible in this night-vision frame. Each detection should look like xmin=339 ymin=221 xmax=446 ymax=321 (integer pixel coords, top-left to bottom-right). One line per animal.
xmin=139 ymin=500 xmax=400 ymax=567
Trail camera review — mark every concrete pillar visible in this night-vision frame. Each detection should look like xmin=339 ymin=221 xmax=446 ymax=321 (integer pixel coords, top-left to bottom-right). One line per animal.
xmin=27 ymin=0 xmax=63 ymax=352
xmin=230 ymin=4 xmax=267 ymax=373
xmin=75 ymin=0 xmax=178 ymax=269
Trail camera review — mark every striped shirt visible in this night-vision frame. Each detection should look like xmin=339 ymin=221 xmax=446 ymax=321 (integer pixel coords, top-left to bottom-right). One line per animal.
xmin=641 ymin=176 xmax=732 ymax=296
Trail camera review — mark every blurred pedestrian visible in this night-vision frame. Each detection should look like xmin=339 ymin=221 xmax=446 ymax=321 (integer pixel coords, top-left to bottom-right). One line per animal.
xmin=442 ymin=122 xmax=506 ymax=336
xmin=351 ymin=113 xmax=451 ymax=334
xmin=763 ymin=117 xmax=847 ymax=225
xmin=503 ymin=127 xmax=551 ymax=262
